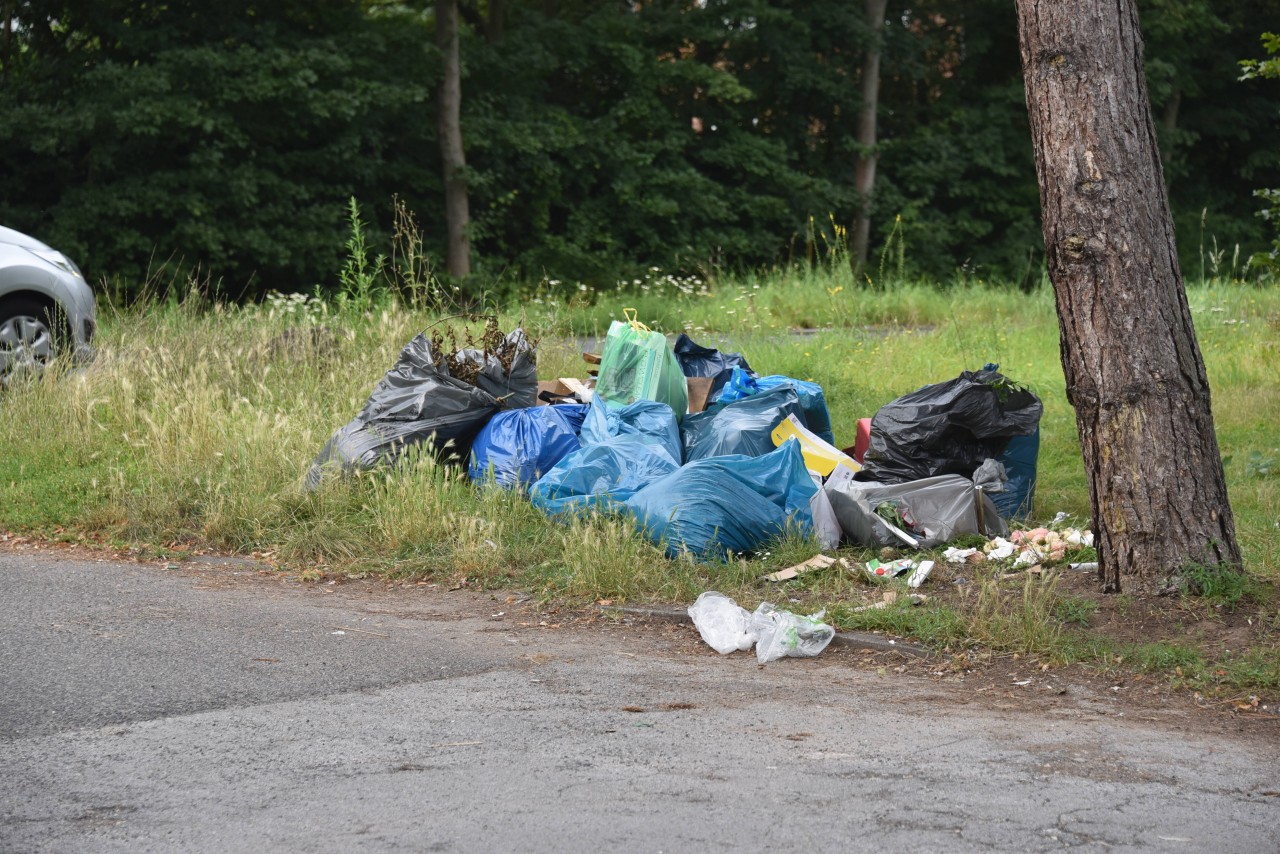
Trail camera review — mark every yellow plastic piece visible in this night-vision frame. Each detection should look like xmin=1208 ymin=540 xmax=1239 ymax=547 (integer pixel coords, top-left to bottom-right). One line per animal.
xmin=771 ymin=414 xmax=861 ymax=477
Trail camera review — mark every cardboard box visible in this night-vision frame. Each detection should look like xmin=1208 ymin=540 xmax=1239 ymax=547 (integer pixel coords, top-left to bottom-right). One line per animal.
xmin=685 ymin=376 xmax=714 ymax=414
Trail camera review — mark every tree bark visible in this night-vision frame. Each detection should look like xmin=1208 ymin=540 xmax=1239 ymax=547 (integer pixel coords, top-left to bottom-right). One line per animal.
xmin=1014 ymin=0 xmax=1240 ymax=592
xmin=851 ymin=0 xmax=888 ymax=277
xmin=437 ymin=0 xmax=471 ymax=279
xmin=1159 ymin=88 xmax=1181 ymax=172
xmin=486 ymin=0 xmax=507 ymax=43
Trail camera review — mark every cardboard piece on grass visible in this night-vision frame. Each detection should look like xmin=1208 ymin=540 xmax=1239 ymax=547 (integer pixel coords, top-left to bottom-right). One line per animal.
xmin=763 ymin=554 xmax=850 ymax=582
xmin=853 ymin=590 xmax=928 ymax=612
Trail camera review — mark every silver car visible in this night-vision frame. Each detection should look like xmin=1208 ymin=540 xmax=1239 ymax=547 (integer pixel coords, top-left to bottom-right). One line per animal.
xmin=0 ymin=225 xmax=96 ymax=378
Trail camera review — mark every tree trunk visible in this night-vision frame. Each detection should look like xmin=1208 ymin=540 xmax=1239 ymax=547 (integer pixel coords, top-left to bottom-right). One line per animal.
xmin=1014 ymin=0 xmax=1240 ymax=593
xmin=486 ymin=0 xmax=507 ymax=43
xmin=437 ymin=0 xmax=471 ymax=279
xmin=851 ymin=0 xmax=887 ymax=277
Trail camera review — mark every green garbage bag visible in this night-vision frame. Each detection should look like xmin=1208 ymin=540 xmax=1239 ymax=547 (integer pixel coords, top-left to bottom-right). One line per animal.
xmin=595 ymin=310 xmax=689 ymax=421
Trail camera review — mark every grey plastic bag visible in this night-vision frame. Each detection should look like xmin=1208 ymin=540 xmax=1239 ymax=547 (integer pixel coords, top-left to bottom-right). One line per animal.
xmin=824 ymin=469 xmax=1007 ymax=549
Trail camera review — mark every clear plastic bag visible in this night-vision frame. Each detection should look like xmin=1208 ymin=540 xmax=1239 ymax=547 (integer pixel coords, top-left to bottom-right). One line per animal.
xmin=687 ymin=592 xmax=757 ymax=654
xmin=750 ymin=602 xmax=835 ymax=664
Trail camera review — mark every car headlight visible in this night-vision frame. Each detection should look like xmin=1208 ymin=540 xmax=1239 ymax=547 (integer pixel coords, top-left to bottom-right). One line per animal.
xmin=29 ymin=248 xmax=83 ymax=279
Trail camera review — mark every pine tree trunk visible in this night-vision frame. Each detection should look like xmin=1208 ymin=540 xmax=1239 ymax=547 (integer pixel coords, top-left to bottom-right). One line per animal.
xmin=851 ymin=0 xmax=887 ymax=276
xmin=1014 ymin=0 xmax=1240 ymax=592
xmin=437 ymin=0 xmax=471 ymax=279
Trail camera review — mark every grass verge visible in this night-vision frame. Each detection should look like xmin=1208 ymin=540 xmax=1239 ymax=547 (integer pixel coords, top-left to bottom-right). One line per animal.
xmin=2 ymin=266 xmax=1278 ymax=699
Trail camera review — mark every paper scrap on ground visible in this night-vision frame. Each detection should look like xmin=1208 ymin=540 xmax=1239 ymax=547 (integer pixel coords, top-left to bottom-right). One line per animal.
xmin=763 ymin=554 xmax=848 ymax=582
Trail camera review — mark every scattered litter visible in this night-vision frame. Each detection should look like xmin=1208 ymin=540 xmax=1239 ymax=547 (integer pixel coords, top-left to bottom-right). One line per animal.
xmin=984 ymin=537 xmax=1017 ymax=560
xmin=853 ymin=590 xmax=928 ymax=612
xmin=688 ymin=592 xmax=756 ymax=654
xmin=763 ymin=554 xmax=846 ymax=582
xmin=687 ymin=592 xmax=835 ymax=663
xmin=907 ymin=560 xmax=934 ymax=588
xmin=864 ymin=557 xmax=915 ymax=580
xmin=330 ymin=630 xmax=346 ymax=635
xmin=330 ymin=625 xmax=389 ymax=638
xmin=1069 ymin=562 xmax=1099 ymax=572
xmin=751 ymin=602 xmax=835 ymax=664
xmin=943 ymin=546 xmax=979 ymax=564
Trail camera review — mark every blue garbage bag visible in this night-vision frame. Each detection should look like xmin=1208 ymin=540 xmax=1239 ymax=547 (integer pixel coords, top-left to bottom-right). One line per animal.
xmin=623 ymin=439 xmax=817 ymax=558
xmin=991 ymin=429 xmax=1039 ymax=520
xmin=530 ymin=438 xmax=681 ymax=516
xmin=681 ymin=385 xmax=805 ymax=462
xmin=580 ymin=398 xmax=683 ymax=464
xmin=673 ymin=333 xmax=754 ymax=398
xmin=715 ymin=367 xmax=835 ymax=445
xmin=468 ymin=404 xmax=589 ymax=489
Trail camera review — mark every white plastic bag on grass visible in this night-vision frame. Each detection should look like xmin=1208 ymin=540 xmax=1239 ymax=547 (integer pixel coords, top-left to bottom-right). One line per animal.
xmin=688 ymin=592 xmax=757 ymax=654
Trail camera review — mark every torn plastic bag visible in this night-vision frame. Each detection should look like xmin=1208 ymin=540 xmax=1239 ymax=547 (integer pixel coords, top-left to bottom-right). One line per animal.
xmin=750 ymin=602 xmax=835 ymax=664
xmin=687 ymin=592 xmax=757 ymax=654
xmin=594 ymin=312 xmax=688 ymax=420
xmin=825 ymin=469 xmax=1008 ymax=549
xmin=992 ymin=429 xmax=1039 ymax=520
xmin=972 ymin=458 xmax=1008 ymax=493
xmin=529 ymin=438 xmax=680 ymax=516
xmin=859 ymin=368 xmax=1042 ymax=484
xmin=715 ymin=367 xmax=835 ymax=445
xmin=672 ymin=333 xmax=754 ymax=397
xmin=306 ymin=330 xmax=536 ymax=488
xmin=579 ymin=397 xmax=683 ymax=463
xmin=681 ymin=385 xmax=805 ymax=462
xmin=623 ymin=439 xmax=816 ymax=558
xmin=468 ymin=403 xmax=589 ymax=490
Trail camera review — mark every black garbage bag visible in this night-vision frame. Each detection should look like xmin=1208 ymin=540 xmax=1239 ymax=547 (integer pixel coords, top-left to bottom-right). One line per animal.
xmin=672 ymin=333 xmax=754 ymax=397
xmin=306 ymin=329 xmax=536 ymax=489
xmin=859 ymin=369 xmax=1042 ymax=485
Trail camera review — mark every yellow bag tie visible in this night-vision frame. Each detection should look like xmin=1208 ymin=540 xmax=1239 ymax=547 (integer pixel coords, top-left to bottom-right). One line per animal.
xmin=623 ymin=307 xmax=650 ymax=333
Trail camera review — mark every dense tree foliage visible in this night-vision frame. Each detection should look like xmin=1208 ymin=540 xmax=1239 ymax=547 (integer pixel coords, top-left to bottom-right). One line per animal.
xmin=0 ymin=0 xmax=1275 ymax=297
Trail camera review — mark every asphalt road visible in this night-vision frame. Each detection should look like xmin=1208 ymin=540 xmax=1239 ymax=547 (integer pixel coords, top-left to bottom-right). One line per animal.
xmin=2 ymin=549 xmax=1278 ymax=852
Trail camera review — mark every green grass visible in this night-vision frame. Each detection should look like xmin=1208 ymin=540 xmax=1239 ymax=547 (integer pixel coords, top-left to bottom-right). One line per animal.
xmin=3 ymin=263 xmax=1279 ymax=695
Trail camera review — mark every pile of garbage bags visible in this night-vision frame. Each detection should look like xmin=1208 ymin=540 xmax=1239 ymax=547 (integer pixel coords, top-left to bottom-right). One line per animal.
xmin=306 ymin=315 xmax=1044 ymax=560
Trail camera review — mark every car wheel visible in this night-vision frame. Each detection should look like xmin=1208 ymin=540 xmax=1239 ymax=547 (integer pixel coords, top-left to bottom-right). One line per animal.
xmin=0 ymin=296 xmax=58 ymax=381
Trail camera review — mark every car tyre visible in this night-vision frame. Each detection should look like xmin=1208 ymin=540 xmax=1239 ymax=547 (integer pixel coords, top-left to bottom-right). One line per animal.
xmin=0 ymin=295 xmax=60 ymax=382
